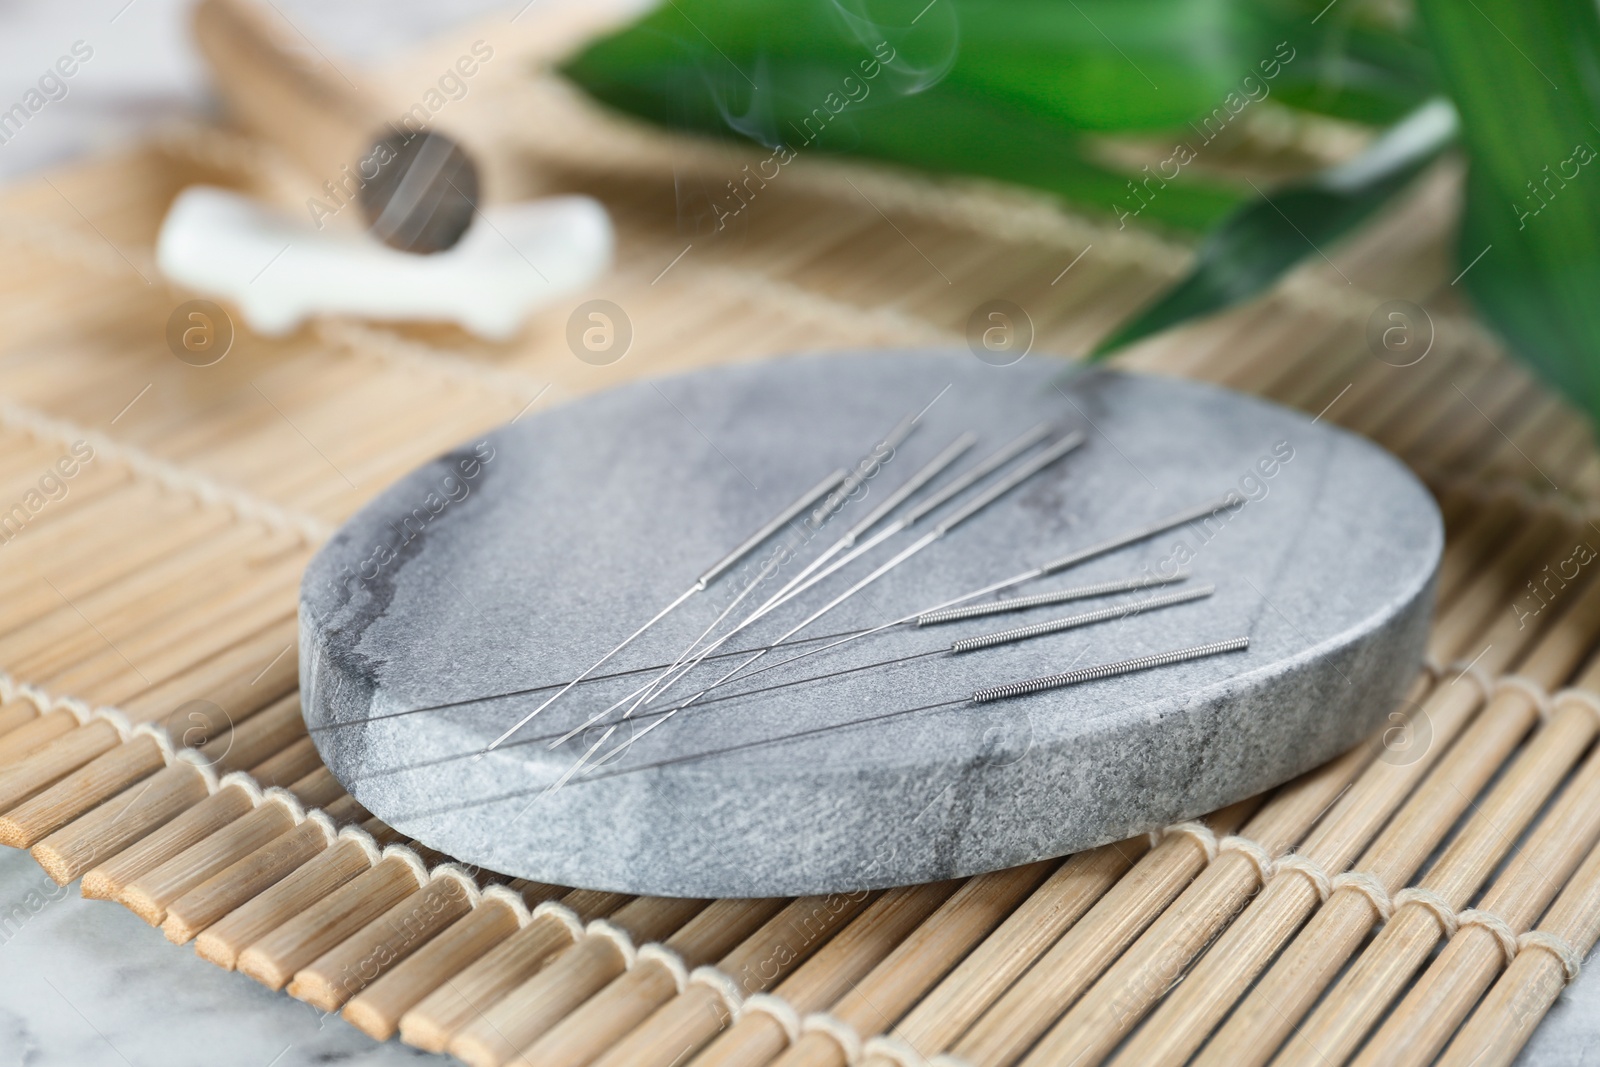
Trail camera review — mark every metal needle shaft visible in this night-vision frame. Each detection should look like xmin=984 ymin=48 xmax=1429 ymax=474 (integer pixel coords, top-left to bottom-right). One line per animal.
xmin=555 ymin=414 xmax=933 ymax=750
xmin=948 ymin=584 xmax=1214 ymax=653
xmin=664 ymin=431 xmax=1085 ymax=700
xmin=728 ymin=493 xmax=1240 ymax=689
xmin=478 ymin=464 xmax=849 ymax=753
xmin=633 ymin=413 xmax=922 ymax=702
xmin=559 ymin=637 xmax=1252 ymax=789
xmin=915 ymin=572 xmax=1186 ymax=626
xmin=589 ymin=582 xmax=1213 ymax=769
xmin=570 ymin=431 xmax=1086 ymax=774
xmin=1035 ymin=495 xmax=1235 ymax=575
xmin=550 ymin=430 xmax=975 ymax=750
xmin=586 ymin=427 xmax=1019 ymax=738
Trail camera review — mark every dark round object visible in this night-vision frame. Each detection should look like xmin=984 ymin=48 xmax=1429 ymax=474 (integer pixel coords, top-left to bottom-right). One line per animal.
xmin=357 ymin=129 xmax=480 ymax=254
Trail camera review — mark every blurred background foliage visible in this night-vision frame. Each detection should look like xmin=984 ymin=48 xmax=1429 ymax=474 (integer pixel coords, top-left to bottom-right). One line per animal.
xmin=561 ymin=0 xmax=1600 ymax=428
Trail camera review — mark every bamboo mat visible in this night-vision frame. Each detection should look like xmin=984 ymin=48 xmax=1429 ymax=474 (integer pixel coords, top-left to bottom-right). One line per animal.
xmin=1 ymin=12 xmax=1599 ymax=1067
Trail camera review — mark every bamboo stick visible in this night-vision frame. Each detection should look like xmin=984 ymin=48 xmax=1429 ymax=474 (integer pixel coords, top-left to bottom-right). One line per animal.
xmin=162 ymin=816 xmax=331 ymax=943
xmin=968 ymin=752 xmax=1352 ymax=1067
xmin=359 ymin=815 xmax=405 ymax=846
xmin=67 ymin=575 xmax=300 ymax=704
xmin=510 ymin=897 xmax=790 ymax=1067
xmin=1426 ymin=509 xmax=1567 ymax=657
xmin=1437 ymin=834 xmax=1600 ymax=1067
xmin=108 ymin=613 xmax=299 ymax=717
xmin=850 ymin=841 xmax=1142 ymax=1067
xmin=234 ymin=848 xmax=426 ymax=989
xmin=399 ymin=888 xmax=633 ymax=1052
xmin=1186 ymin=575 xmax=1600 ymax=1067
xmin=1459 ymin=393 xmax=1567 ymax=483
xmin=1272 ymin=657 xmax=1600 ymax=1066
xmin=1367 ymin=356 xmax=1499 ymax=457
xmin=14 ymin=522 xmax=291 ymax=681
xmin=0 ymin=701 xmax=40 ymax=738
xmin=248 ymin=735 xmax=321 ymax=787
xmin=31 ymin=760 xmax=211 ymax=884
xmin=342 ymin=891 xmax=528 ymax=1040
xmin=80 ymin=782 xmax=257 ymax=899
xmin=283 ymin=765 xmax=344 ymax=809
xmin=447 ymin=895 xmax=712 ymax=1067
xmin=1432 ymin=490 xmax=1522 ymax=606
xmin=0 ymin=508 xmax=240 ymax=658
xmin=320 ymin=792 xmax=366 ymax=823
xmin=25 ymin=693 xmax=309 ymax=875
xmin=194 ymin=833 xmax=376 ymax=969
xmin=589 ymin=889 xmax=885 ymax=1067
xmin=0 ymin=732 xmax=168 ymax=847
xmin=122 ymin=616 xmax=299 ymax=724
xmin=766 ymin=860 xmax=1060 ymax=1067
xmin=0 ymin=707 xmax=79 ymax=765
xmin=194 ymin=692 xmax=304 ymax=771
xmin=119 ymin=797 xmax=300 ymax=925
xmin=910 ymin=803 xmax=1242 ymax=1067
xmin=691 ymin=882 xmax=964 ymax=1067
xmin=1353 ymin=700 xmax=1600 ymax=1067
xmin=1409 ymin=365 xmax=1537 ymax=473
xmin=0 ymin=719 xmax=123 ymax=810
xmin=288 ymin=869 xmax=481 ymax=1011
xmin=0 ymin=478 xmax=161 ymax=586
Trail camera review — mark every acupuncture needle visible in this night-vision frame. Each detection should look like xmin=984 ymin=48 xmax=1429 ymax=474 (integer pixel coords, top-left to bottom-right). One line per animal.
xmin=344 ymin=486 xmax=1217 ymax=737
xmin=545 ymin=427 xmax=1074 ymax=787
xmin=478 ymin=464 xmax=850 ymax=753
xmin=623 ymin=411 xmax=923 ymax=714
xmin=581 ymin=386 xmax=958 ymax=727
xmin=388 ymin=637 xmax=1250 ymax=820
xmin=353 ymin=583 xmax=1216 ymax=783
xmin=563 ymin=430 xmax=981 ymax=748
xmin=323 ymin=569 xmax=1178 ymax=735
xmin=586 ymin=637 xmax=1252 ymax=781
xmin=640 ymin=382 xmax=957 ymax=693
xmin=587 ymin=583 xmax=1216 ymax=769
xmin=331 ymin=568 xmax=1181 ymax=745
xmin=343 ymin=425 xmax=1006 ymax=743
xmin=553 ymin=432 xmax=1087 ymax=786
xmin=612 ymin=410 xmax=942 ymax=724
xmin=314 ymin=624 xmax=886 ymax=732
xmin=630 ymin=422 xmax=1044 ymax=698
xmin=629 ymin=429 xmax=1083 ymax=712
xmin=625 ymin=423 xmax=1061 ymax=709
xmin=565 ymin=492 xmax=1227 ymax=774
xmin=717 ymin=493 xmax=1238 ymax=694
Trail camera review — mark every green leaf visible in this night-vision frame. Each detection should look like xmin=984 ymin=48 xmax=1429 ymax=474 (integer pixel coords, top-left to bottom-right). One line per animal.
xmin=1269 ymin=21 xmax=1438 ymax=124
xmin=1090 ymin=98 xmax=1456 ymax=357
xmin=559 ymin=0 xmax=1314 ymax=231
xmin=1418 ymin=0 xmax=1600 ymax=425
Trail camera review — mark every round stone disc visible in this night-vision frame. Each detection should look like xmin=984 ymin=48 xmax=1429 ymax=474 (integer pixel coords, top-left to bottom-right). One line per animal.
xmin=300 ymin=351 xmax=1440 ymax=897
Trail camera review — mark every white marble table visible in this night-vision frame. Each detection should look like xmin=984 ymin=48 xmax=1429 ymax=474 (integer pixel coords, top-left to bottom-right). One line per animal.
xmin=0 ymin=846 xmax=437 ymax=1066
xmin=0 ymin=0 xmax=1594 ymax=1063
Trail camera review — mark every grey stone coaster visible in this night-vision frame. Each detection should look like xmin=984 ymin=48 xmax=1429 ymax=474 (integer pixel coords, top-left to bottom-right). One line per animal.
xmin=300 ymin=351 xmax=1441 ymax=897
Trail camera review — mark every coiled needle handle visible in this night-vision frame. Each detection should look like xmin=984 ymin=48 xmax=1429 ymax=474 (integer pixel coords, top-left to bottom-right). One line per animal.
xmin=972 ymin=636 xmax=1249 ymax=703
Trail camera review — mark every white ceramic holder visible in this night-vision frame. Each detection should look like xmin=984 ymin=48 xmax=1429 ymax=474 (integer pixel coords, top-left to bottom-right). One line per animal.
xmin=156 ymin=185 xmax=613 ymax=341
